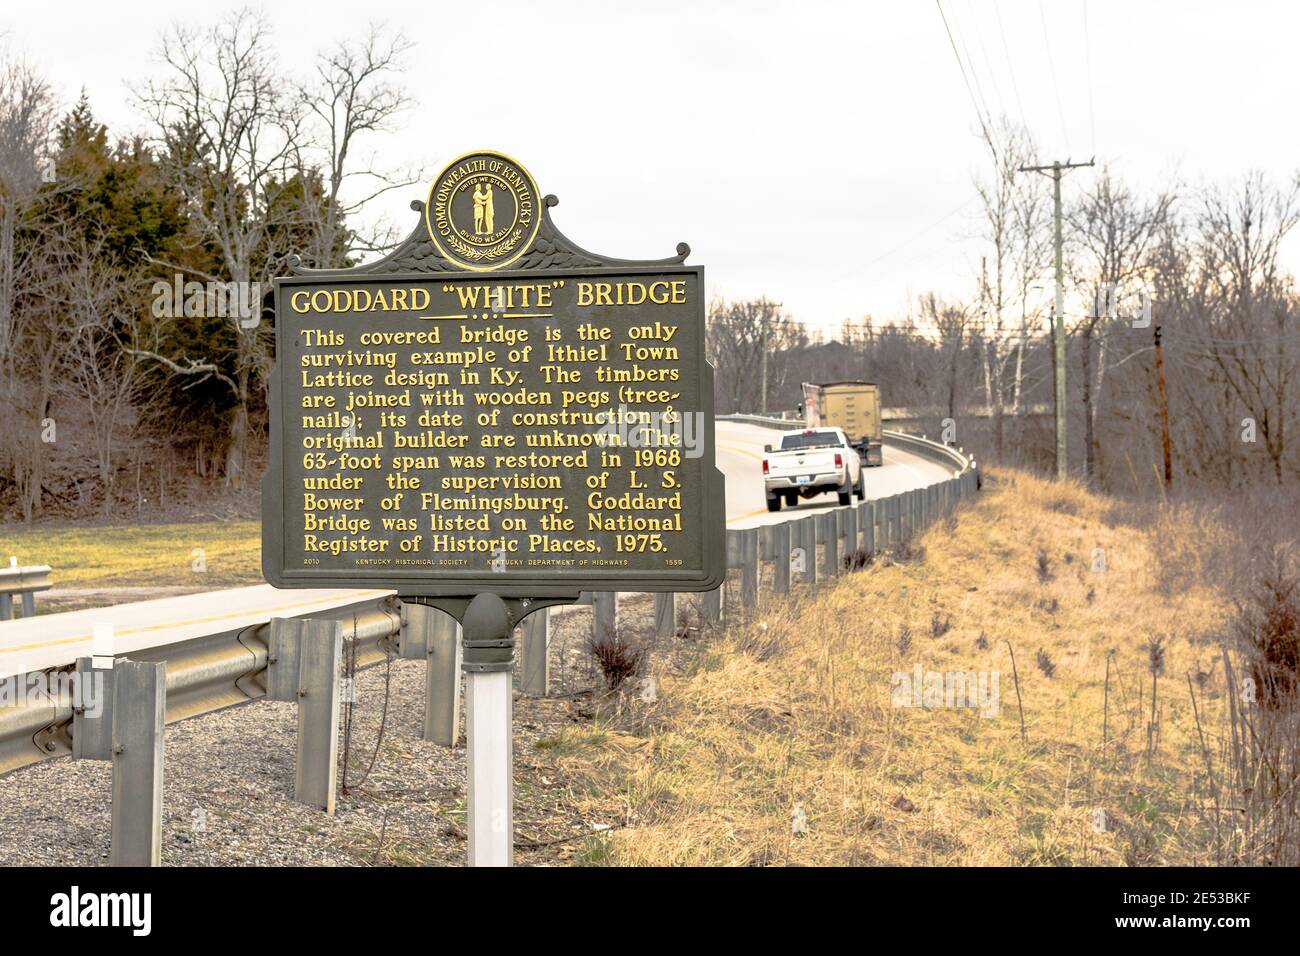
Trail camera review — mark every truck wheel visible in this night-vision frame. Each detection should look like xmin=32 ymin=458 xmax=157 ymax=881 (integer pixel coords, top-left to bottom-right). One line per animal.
xmin=783 ymin=491 xmax=797 ymax=508
xmin=766 ymin=494 xmax=781 ymax=512
xmin=855 ymin=473 xmax=866 ymax=500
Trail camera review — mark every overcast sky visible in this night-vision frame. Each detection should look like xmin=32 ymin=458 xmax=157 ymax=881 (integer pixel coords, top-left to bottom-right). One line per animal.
xmin=7 ymin=0 xmax=1298 ymax=334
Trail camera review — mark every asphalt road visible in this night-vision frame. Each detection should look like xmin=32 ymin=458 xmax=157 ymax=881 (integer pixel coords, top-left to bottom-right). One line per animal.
xmin=0 ymin=421 xmax=956 ymax=676
xmin=716 ymin=420 xmax=956 ymax=529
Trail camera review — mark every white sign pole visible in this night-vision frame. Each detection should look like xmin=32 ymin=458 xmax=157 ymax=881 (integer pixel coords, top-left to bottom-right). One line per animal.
xmin=461 ymin=593 xmax=516 ymax=867
xmin=466 ymin=668 xmax=513 ymax=867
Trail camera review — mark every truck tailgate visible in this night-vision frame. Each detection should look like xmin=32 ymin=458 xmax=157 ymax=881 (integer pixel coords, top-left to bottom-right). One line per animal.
xmin=767 ymin=449 xmax=840 ymax=477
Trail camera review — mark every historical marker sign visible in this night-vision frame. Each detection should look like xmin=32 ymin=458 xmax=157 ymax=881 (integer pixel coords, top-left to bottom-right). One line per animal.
xmin=263 ymin=151 xmax=725 ymax=598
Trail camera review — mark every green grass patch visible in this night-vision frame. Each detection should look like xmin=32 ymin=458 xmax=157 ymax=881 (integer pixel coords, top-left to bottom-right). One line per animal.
xmin=0 ymin=520 xmax=262 ymax=590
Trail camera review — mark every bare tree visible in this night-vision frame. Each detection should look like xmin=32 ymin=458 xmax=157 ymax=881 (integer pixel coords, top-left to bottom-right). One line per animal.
xmin=706 ymin=297 xmax=806 ymax=414
xmin=1193 ymin=172 xmax=1300 ymax=483
xmin=1067 ymin=168 xmax=1174 ymax=484
xmin=973 ymin=118 xmax=1046 ymax=461
xmin=919 ymin=292 xmax=972 ymax=421
xmin=135 ymin=8 xmax=299 ymax=488
xmin=292 ymin=24 xmax=419 ymax=266
xmin=47 ymin=229 xmax=144 ymax=514
xmin=0 ymin=49 xmax=56 ymax=517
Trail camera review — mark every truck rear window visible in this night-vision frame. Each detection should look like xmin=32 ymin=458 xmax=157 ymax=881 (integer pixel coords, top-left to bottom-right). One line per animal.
xmin=780 ymin=432 xmax=840 ymax=450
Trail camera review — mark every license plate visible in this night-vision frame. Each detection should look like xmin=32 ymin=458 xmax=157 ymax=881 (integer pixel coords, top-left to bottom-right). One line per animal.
xmin=797 ymin=475 xmax=812 ymax=484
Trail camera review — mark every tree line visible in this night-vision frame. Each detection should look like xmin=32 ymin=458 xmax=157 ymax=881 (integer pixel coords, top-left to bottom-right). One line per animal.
xmin=708 ymin=119 xmax=1300 ymax=494
xmin=0 ymin=10 xmax=414 ymax=521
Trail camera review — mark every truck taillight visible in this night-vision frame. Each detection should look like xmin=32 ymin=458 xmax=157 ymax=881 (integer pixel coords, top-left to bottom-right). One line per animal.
xmin=762 ymin=459 xmax=769 ymax=474
xmin=835 ymin=453 xmax=843 ymax=467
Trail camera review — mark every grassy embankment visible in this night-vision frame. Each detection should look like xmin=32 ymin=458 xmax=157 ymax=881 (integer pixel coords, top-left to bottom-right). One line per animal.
xmin=540 ymin=469 xmax=1298 ymax=866
xmin=0 ymin=521 xmax=262 ymax=592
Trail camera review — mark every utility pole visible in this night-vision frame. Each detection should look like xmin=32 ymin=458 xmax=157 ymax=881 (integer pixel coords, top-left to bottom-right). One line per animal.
xmin=759 ymin=300 xmax=782 ymax=415
xmin=1018 ymin=158 xmax=1094 ymax=480
xmin=1153 ymin=324 xmax=1172 ymax=489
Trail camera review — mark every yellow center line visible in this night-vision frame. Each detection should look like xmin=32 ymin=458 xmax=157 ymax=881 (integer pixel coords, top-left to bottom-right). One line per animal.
xmin=717 ymin=442 xmax=765 ymax=462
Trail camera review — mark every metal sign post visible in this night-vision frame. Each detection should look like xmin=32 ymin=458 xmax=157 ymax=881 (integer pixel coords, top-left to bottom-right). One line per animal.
xmin=461 ymin=593 xmax=514 ymax=866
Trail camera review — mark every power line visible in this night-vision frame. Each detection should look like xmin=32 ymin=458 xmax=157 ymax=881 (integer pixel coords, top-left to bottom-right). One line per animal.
xmin=936 ymin=0 xmax=998 ymax=164
xmin=964 ymin=0 xmax=1011 ymax=125
xmin=1038 ymin=0 xmax=1071 ymax=154
xmin=823 ymin=196 xmax=981 ymax=287
xmin=994 ymin=2 xmax=1029 ymax=131
xmin=952 ymin=0 xmax=1000 ymax=131
xmin=1082 ymin=0 xmax=1097 ymax=156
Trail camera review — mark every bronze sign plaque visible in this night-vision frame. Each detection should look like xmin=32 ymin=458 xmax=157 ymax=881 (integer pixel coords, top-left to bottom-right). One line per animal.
xmin=263 ymin=152 xmax=725 ymax=598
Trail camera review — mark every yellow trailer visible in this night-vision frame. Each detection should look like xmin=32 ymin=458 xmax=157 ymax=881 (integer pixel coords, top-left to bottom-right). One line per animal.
xmin=801 ymin=381 xmax=883 ymax=466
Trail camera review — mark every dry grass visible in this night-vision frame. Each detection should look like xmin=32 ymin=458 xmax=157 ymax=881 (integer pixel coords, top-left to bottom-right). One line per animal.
xmin=539 ymin=468 xmax=1295 ymax=866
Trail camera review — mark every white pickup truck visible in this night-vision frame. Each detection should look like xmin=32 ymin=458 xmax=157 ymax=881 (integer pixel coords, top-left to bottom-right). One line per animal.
xmin=762 ymin=427 xmax=865 ymax=512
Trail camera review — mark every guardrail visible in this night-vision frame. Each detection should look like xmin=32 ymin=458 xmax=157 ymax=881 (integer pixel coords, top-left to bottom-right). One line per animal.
xmin=0 ymin=592 xmax=400 ymax=776
xmin=0 ymin=565 xmax=53 ymax=620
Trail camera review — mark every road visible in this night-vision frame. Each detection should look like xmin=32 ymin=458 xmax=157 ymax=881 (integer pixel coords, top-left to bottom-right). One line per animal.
xmin=0 ymin=422 xmax=955 ymax=677
xmin=716 ymin=420 xmax=955 ymax=528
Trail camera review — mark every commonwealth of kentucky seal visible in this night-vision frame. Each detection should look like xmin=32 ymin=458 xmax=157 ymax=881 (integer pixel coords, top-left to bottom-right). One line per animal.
xmin=424 ymin=151 xmax=541 ymax=270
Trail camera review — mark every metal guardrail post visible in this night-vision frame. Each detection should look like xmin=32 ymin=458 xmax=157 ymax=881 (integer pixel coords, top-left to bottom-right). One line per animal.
xmin=398 ymin=600 xmax=427 ymax=660
xmin=702 ymin=587 xmax=721 ymax=624
xmin=861 ymin=501 xmax=876 ymax=554
xmin=72 ymin=657 xmax=113 ymax=761
xmin=109 ymin=660 xmax=165 ymax=867
xmin=654 ymin=592 xmax=676 ymax=639
xmin=821 ymin=511 xmax=839 ymax=577
xmin=424 ymin=608 xmax=462 ymax=745
xmin=298 ymin=620 xmax=343 ymax=813
xmin=797 ymin=514 xmax=817 ymax=585
xmin=740 ymin=527 xmax=759 ymax=607
xmin=843 ymin=505 xmax=859 ymax=564
xmin=593 ymin=591 xmax=618 ymax=640
xmin=397 ymin=606 xmax=465 ymax=738
xmin=519 ymin=607 xmax=550 ymax=696
xmin=268 ymin=617 xmax=343 ymax=813
xmin=773 ymin=521 xmax=791 ymax=594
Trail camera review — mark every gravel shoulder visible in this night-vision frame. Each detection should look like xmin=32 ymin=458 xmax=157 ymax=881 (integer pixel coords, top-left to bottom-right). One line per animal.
xmin=0 ymin=590 xmax=702 ymax=867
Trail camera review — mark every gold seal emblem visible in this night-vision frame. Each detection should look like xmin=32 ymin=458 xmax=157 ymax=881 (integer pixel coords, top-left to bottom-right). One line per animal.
xmin=424 ymin=151 xmax=541 ymax=271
